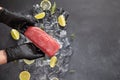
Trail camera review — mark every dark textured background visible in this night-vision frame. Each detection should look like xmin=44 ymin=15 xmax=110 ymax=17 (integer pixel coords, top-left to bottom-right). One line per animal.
xmin=0 ymin=0 xmax=120 ymax=80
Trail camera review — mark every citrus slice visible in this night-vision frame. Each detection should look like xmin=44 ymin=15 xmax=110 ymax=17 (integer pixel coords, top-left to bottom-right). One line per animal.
xmin=51 ymin=77 xmax=59 ymax=80
xmin=19 ymin=71 xmax=31 ymax=80
xmin=34 ymin=12 xmax=46 ymax=19
xmin=40 ymin=0 xmax=51 ymax=10
xmin=23 ymin=59 xmax=35 ymax=65
xmin=10 ymin=29 xmax=20 ymax=40
xmin=50 ymin=56 xmax=57 ymax=68
xmin=58 ymin=15 xmax=66 ymax=27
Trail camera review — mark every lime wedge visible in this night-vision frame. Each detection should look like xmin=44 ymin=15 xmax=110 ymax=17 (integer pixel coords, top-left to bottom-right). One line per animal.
xmin=34 ymin=12 xmax=46 ymax=19
xmin=10 ymin=29 xmax=20 ymax=40
xmin=58 ymin=15 xmax=66 ymax=27
xmin=50 ymin=56 xmax=57 ymax=68
xmin=23 ymin=59 xmax=35 ymax=65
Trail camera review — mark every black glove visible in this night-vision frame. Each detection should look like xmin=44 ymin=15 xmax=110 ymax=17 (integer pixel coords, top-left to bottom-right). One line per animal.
xmin=0 ymin=8 xmax=35 ymax=32
xmin=5 ymin=43 xmax=45 ymax=62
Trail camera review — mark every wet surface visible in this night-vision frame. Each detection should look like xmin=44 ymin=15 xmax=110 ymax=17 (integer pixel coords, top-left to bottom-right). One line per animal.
xmin=1 ymin=0 xmax=120 ymax=80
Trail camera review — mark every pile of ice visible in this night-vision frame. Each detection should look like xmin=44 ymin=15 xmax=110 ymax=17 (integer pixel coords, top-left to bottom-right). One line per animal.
xmin=18 ymin=3 xmax=73 ymax=80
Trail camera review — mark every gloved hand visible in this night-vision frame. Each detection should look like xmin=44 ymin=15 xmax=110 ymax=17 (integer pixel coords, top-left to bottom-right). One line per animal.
xmin=0 ymin=8 xmax=35 ymax=32
xmin=5 ymin=43 xmax=45 ymax=62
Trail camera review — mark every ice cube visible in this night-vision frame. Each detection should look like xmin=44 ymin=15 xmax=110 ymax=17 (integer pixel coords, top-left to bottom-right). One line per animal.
xmin=59 ymin=30 xmax=67 ymax=38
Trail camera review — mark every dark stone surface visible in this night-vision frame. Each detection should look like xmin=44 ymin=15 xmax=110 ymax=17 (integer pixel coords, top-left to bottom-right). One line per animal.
xmin=1 ymin=0 xmax=120 ymax=80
